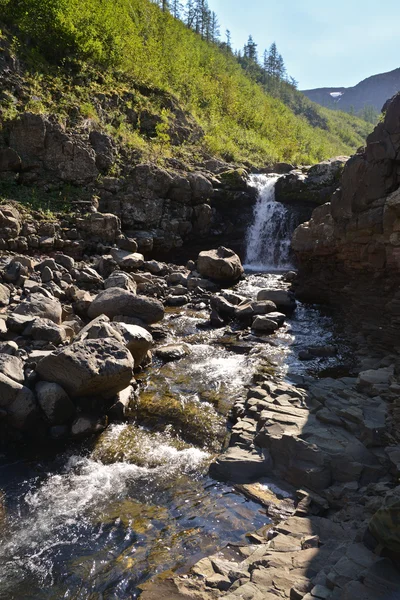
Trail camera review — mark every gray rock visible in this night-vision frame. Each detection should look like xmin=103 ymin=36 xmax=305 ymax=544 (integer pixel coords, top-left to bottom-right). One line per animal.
xmin=0 ymin=355 xmax=24 ymax=384
xmin=111 ymin=322 xmax=153 ymax=367
xmin=251 ymin=300 xmax=277 ymax=314
xmin=104 ymin=271 xmax=137 ymax=294
xmin=13 ymin=293 xmax=62 ymax=324
xmin=110 ymin=248 xmax=144 ymax=270
xmin=0 ymin=373 xmax=38 ymax=430
xmin=23 ymin=318 xmax=67 ymax=344
xmin=41 ymin=266 xmax=53 ymax=283
xmin=55 ymin=254 xmax=75 ymax=271
xmin=71 ymin=414 xmax=108 ymax=437
xmin=209 ymin=447 xmax=270 ymax=483
xmin=36 ymin=381 xmax=75 ymax=425
xmin=252 ymin=316 xmax=280 ymax=333
xmin=156 ymin=344 xmax=190 ymax=362
xmin=36 ymin=338 xmax=134 ymax=399
xmin=0 ymin=283 xmax=10 ymax=307
xmin=88 ymin=288 xmax=164 ymax=323
xmin=256 ymin=289 xmax=296 ymax=314
xmin=197 ymin=246 xmax=244 ymax=283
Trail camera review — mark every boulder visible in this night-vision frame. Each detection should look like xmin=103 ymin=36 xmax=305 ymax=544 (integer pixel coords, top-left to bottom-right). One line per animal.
xmin=12 ymin=293 xmax=62 ymax=324
xmin=0 ymin=355 xmax=24 ymax=384
xmin=197 ymin=246 xmax=244 ymax=283
xmin=0 ymin=284 xmax=10 ymax=307
xmin=111 ymin=322 xmax=153 ymax=366
xmin=256 ymin=289 xmax=296 ymax=314
xmin=23 ymin=318 xmax=67 ymax=344
xmin=71 ymin=414 xmax=108 ymax=437
xmin=252 ymin=315 xmax=280 ymax=333
xmin=35 ymin=381 xmax=75 ymax=425
xmin=156 ymin=344 xmax=190 ymax=362
xmin=104 ymin=271 xmax=137 ymax=293
xmin=110 ymin=248 xmax=144 ymax=270
xmin=0 ymin=373 xmax=38 ymax=430
xmin=36 ymin=338 xmax=134 ymax=399
xmin=88 ymin=288 xmax=164 ymax=323
xmin=0 ymin=204 xmax=22 ymax=238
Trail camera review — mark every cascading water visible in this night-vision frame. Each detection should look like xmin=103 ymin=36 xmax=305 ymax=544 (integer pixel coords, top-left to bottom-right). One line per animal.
xmin=244 ymin=174 xmax=297 ymax=271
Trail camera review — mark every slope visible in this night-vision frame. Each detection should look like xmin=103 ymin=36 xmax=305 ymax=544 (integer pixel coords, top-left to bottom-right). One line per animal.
xmin=0 ymin=0 xmax=372 ymax=168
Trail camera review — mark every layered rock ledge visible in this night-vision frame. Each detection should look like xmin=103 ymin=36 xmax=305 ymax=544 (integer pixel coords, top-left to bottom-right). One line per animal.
xmin=292 ymin=93 xmax=400 ymax=348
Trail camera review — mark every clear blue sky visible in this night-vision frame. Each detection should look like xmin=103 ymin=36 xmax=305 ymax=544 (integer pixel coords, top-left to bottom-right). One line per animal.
xmin=207 ymin=0 xmax=400 ymax=89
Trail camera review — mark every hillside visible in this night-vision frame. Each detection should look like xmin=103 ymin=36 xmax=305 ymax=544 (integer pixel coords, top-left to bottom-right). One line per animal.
xmin=0 ymin=0 xmax=372 ymax=171
xmin=302 ymin=67 xmax=400 ymax=121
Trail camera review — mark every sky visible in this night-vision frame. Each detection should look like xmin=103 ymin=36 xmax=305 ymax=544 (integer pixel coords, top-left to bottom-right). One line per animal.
xmin=206 ymin=0 xmax=400 ymax=90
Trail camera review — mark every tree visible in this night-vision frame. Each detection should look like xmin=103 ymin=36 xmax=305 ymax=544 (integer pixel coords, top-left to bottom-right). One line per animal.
xmin=185 ymin=0 xmax=196 ymax=28
xmin=226 ymin=29 xmax=231 ymax=49
xmin=244 ymin=35 xmax=257 ymax=61
xmin=171 ymin=0 xmax=182 ymax=18
xmin=210 ymin=11 xmax=220 ymax=42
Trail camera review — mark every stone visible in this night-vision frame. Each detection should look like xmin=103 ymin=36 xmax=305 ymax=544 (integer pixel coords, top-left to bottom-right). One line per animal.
xmin=0 ymin=283 xmax=10 ymax=307
xmin=71 ymin=414 xmax=108 ymax=437
xmin=209 ymin=447 xmax=271 ymax=483
xmin=36 ymin=338 xmax=134 ymax=399
xmin=256 ymin=289 xmax=296 ymax=314
xmin=55 ymin=254 xmax=75 ymax=271
xmin=104 ymin=271 xmax=137 ymax=294
xmin=23 ymin=318 xmax=67 ymax=344
xmin=41 ymin=266 xmax=53 ymax=283
xmin=111 ymin=322 xmax=153 ymax=366
xmin=156 ymin=344 xmax=190 ymax=362
xmin=0 ymin=355 xmax=24 ymax=384
xmin=252 ymin=316 xmax=280 ymax=333
xmin=110 ymin=248 xmax=144 ymax=270
xmin=197 ymin=247 xmax=244 ymax=283
xmin=35 ymin=381 xmax=75 ymax=425
xmin=0 ymin=373 xmax=38 ymax=430
xmin=88 ymin=288 xmax=164 ymax=323
xmin=12 ymin=293 xmax=62 ymax=324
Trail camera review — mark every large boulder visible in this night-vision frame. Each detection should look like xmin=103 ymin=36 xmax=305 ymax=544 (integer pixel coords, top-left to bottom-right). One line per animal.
xmin=197 ymin=246 xmax=244 ymax=283
xmin=0 ymin=373 xmax=38 ymax=430
xmin=111 ymin=322 xmax=153 ymax=366
xmin=87 ymin=288 xmax=164 ymax=323
xmin=12 ymin=293 xmax=62 ymax=324
xmin=257 ymin=289 xmax=296 ymax=314
xmin=36 ymin=338 xmax=134 ymax=399
xmin=35 ymin=381 xmax=76 ymax=425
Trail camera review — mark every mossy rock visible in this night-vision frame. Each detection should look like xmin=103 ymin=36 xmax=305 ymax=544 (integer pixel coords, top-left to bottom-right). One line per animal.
xmin=133 ymin=390 xmax=226 ymax=451
xmin=219 ymin=169 xmax=249 ymax=191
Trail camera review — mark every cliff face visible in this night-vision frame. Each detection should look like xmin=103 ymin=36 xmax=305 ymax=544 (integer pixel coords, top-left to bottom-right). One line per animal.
xmin=293 ymin=93 xmax=400 ymax=347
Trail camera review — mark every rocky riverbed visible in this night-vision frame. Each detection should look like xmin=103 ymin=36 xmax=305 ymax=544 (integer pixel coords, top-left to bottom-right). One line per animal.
xmin=1 ymin=236 xmax=390 ymax=599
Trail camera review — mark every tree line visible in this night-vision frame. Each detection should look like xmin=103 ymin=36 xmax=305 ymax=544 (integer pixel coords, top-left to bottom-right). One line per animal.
xmin=151 ymin=0 xmax=294 ymax=94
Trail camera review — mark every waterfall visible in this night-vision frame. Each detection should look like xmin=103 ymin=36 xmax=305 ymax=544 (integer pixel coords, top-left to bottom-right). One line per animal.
xmin=244 ymin=174 xmax=295 ymax=271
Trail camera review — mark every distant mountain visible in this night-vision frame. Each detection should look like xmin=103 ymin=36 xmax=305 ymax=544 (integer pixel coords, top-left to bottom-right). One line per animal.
xmin=302 ymin=68 xmax=400 ymax=118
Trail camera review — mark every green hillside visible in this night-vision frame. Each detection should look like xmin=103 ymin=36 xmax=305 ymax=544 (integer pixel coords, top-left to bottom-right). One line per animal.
xmin=0 ymin=0 xmax=372 ymax=167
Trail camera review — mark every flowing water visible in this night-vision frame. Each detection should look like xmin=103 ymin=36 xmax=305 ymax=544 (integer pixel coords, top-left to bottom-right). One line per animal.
xmin=245 ymin=174 xmax=298 ymax=271
xmin=0 ymin=186 xmax=351 ymax=599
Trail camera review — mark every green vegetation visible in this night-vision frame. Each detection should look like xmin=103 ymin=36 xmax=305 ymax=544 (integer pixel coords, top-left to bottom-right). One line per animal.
xmin=0 ymin=0 xmax=372 ymax=166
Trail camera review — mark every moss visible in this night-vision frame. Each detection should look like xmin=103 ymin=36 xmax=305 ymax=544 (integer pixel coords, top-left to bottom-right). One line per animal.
xmin=219 ymin=168 xmax=249 ymax=190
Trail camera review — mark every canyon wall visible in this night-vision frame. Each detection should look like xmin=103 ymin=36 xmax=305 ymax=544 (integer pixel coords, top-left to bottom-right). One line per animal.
xmin=293 ymin=93 xmax=400 ymax=348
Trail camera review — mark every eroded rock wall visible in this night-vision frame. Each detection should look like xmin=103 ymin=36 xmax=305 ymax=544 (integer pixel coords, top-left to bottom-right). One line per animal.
xmin=293 ymin=93 xmax=400 ymax=348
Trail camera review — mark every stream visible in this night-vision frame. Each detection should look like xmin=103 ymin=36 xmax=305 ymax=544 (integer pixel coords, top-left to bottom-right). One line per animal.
xmin=0 ymin=177 xmax=351 ymax=599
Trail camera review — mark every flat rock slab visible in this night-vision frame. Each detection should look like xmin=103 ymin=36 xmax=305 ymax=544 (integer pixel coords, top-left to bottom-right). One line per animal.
xmin=209 ymin=447 xmax=270 ymax=483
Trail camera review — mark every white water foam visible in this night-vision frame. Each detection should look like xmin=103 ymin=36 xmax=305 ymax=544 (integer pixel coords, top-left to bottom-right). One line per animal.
xmin=244 ymin=174 xmax=295 ymax=271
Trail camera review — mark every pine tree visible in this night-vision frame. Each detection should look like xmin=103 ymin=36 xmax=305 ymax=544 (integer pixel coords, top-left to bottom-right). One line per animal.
xmin=210 ymin=11 xmax=220 ymax=42
xmin=226 ymin=29 xmax=231 ymax=49
xmin=185 ymin=0 xmax=196 ymax=28
xmin=171 ymin=0 xmax=182 ymax=18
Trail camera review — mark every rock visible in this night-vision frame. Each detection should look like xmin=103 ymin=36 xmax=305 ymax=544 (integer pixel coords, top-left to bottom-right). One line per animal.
xmin=0 ymin=283 xmax=10 ymax=307
xmin=251 ymin=300 xmax=277 ymax=315
xmin=256 ymin=289 xmax=296 ymax=314
xmin=36 ymin=338 xmax=134 ymax=399
xmin=197 ymin=246 xmax=244 ymax=283
xmin=252 ymin=316 xmax=280 ymax=333
xmin=55 ymin=254 xmax=75 ymax=271
xmin=0 ymin=204 xmax=22 ymax=238
xmin=156 ymin=344 xmax=190 ymax=362
xmin=104 ymin=271 xmax=137 ymax=294
xmin=108 ymin=385 xmax=136 ymax=420
xmin=23 ymin=318 xmax=67 ymax=345
xmin=110 ymin=248 xmax=144 ymax=270
xmin=41 ymin=266 xmax=53 ymax=283
xmin=71 ymin=414 xmax=108 ymax=437
xmin=0 ymin=373 xmax=38 ymax=430
xmin=12 ymin=293 xmax=62 ymax=324
xmin=0 ymin=355 xmax=24 ymax=384
xmin=209 ymin=447 xmax=270 ymax=483
xmin=111 ymin=322 xmax=153 ymax=366
xmin=88 ymin=288 xmax=164 ymax=323
xmin=35 ymin=381 xmax=75 ymax=425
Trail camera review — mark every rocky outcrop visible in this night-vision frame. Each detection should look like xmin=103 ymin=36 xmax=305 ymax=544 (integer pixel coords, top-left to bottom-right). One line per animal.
xmin=293 ymin=93 xmax=400 ymax=348
xmin=275 ymin=157 xmax=349 ymax=206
